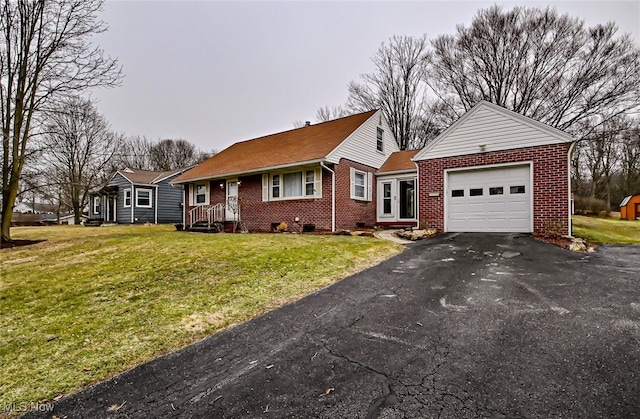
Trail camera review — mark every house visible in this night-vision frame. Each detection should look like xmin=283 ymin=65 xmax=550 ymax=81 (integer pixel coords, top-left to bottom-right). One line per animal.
xmin=172 ymin=110 xmax=399 ymax=232
xmin=89 ymin=168 xmax=189 ymax=224
xmin=413 ymin=101 xmax=574 ymax=236
xmin=620 ymin=193 xmax=640 ymax=220
xmin=173 ymin=101 xmax=573 ymax=236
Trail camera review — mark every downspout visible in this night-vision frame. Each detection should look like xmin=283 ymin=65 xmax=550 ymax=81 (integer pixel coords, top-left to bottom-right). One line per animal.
xmin=130 ymin=181 xmax=134 ymax=223
xmin=567 ymin=141 xmax=577 ymax=237
xmin=414 ymin=161 xmax=420 ymax=229
xmin=320 ymin=162 xmax=336 ymax=232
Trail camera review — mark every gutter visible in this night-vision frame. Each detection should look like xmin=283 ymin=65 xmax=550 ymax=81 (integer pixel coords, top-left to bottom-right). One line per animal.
xmin=320 ymin=162 xmax=336 ymax=232
xmin=171 ymin=159 xmax=326 ymax=185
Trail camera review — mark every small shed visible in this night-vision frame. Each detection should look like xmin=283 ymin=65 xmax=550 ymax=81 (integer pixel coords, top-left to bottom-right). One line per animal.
xmin=619 ymin=193 xmax=640 ymax=220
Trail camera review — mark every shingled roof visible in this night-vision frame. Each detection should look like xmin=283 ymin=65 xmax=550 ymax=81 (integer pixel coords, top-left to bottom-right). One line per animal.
xmin=173 ymin=110 xmax=377 ymax=183
xmin=118 ymin=168 xmax=186 ymax=185
xmin=377 ymin=150 xmax=419 ymax=174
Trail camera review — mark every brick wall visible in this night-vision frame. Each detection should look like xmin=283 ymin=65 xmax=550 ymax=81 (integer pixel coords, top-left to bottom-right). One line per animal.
xmin=184 ymin=159 xmax=377 ymax=232
xmin=334 ymin=159 xmax=377 ymax=229
xmin=417 ymin=143 xmax=570 ymax=236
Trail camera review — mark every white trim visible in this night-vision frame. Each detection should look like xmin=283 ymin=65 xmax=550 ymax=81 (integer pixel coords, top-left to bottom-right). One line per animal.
xmin=376 ymin=176 xmax=418 ymax=223
xmin=123 ymin=188 xmax=132 ymax=208
xmin=267 ymin=167 xmax=321 ymax=201
xmin=321 ymin=162 xmax=336 ymax=232
xmin=155 ymin=187 xmax=158 ymax=224
xmin=171 ymin=159 xmax=326 ymax=185
xmin=443 ymin=161 xmax=533 ymax=233
xmin=193 ymin=182 xmax=210 ymax=205
xmin=414 ymin=101 xmax=573 ymax=162
xmin=350 ymin=168 xmax=369 ymax=201
xmin=135 ymin=188 xmax=153 ymax=208
xmin=93 ymin=196 xmax=101 ymax=215
xmin=376 ymin=168 xmax=417 ymax=176
xmin=568 ymin=141 xmax=577 ymax=235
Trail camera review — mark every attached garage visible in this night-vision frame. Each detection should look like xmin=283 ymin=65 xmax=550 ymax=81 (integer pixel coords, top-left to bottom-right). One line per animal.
xmin=446 ymin=164 xmax=531 ymax=232
xmin=414 ymin=101 xmax=575 ymax=236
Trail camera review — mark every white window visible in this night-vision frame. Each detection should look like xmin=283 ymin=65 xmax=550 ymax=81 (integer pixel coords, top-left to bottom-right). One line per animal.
xmin=354 ymin=172 xmax=366 ymax=198
xmin=377 ymin=128 xmax=384 ymax=152
xmin=263 ymin=168 xmax=321 ymax=201
xmin=124 ymin=189 xmax=132 ymax=208
xmin=305 ymin=170 xmax=315 ymax=196
xmin=195 ymin=185 xmax=207 ymax=204
xmin=93 ymin=196 xmax=101 ymax=214
xmin=350 ymin=168 xmax=373 ymax=201
xmin=136 ymin=188 xmax=152 ymax=208
xmin=189 ymin=183 xmax=209 ymax=205
xmin=283 ymin=172 xmax=302 ymax=197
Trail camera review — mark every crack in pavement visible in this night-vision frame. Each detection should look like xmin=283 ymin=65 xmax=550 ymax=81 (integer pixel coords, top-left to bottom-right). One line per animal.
xmin=322 ymin=342 xmax=396 ymax=419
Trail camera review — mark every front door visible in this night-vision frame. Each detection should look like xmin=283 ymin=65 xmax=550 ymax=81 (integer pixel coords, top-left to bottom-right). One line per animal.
xmin=377 ymin=177 xmax=416 ymax=224
xmin=398 ymin=179 xmax=415 ymax=220
xmin=226 ymin=180 xmax=239 ymax=221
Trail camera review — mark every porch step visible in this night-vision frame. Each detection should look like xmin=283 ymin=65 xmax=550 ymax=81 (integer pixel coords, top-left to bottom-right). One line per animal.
xmin=188 ymin=221 xmax=225 ymax=233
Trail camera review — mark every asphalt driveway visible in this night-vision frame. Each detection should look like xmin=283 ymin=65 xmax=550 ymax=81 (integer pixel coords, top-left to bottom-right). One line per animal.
xmin=25 ymin=233 xmax=640 ymax=418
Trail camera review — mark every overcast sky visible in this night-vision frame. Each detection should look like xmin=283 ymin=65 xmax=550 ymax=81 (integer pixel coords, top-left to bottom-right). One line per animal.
xmin=92 ymin=0 xmax=640 ymax=152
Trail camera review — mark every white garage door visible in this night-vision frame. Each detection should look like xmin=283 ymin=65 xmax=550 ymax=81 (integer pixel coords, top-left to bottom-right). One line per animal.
xmin=446 ymin=164 xmax=531 ymax=232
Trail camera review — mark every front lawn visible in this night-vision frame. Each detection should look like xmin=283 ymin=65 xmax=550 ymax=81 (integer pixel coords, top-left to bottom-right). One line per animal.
xmin=0 ymin=225 xmax=402 ymax=410
xmin=572 ymin=215 xmax=640 ymax=245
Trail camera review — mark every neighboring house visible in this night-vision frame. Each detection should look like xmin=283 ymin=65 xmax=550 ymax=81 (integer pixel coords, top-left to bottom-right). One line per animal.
xmin=172 ymin=110 xmax=399 ymax=232
xmin=13 ymin=201 xmax=57 ymax=214
xmin=56 ymin=212 xmax=89 ymax=225
xmin=13 ymin=202 xmax=33 ymax=213
xmin=620 ymin=194 xmax=640 ymax=220
xmin=90 ymin=168 xmax=189 ymax=224
xmin=413 ymin=100 xmax=574 ymax=236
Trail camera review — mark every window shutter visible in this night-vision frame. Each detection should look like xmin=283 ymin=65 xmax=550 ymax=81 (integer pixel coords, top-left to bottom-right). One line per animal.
xmin=367 ymin=172 xmax=373 ymax=201
xmin=262 ymin=174 xmax=269 ymax=202
xmin=349 ymin=167 xmax=356 ymax=199
xmin=188 ymin=184 xmax=194 ymax=206
xmin=314 ymin=167 xmax=322 ymax=198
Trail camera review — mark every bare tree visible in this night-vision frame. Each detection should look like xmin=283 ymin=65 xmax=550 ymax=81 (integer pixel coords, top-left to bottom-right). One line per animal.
xmin=110 ymin=136 xmax=211 ymax=173
xmin=427 ymin=5 xmax=640 ymax=134
xmin=42 ymin=97 xmax=122 ymax=224
xmin=112 ymin=135 xmax=154 ymax=171
xmin=618 ymin=118 xmax=640 ymax=198
xmin=315 ymin=106 xmax=349 ymax=122
xmin=347 ymin=35 xmax=431 ymax=150
xmin=1 ymin=0 xmax=122 ymax=242
xmin=573 ymin=115 xmax=640 ymax=214
xmin=150 ymin=138 xmax=207 ymax=171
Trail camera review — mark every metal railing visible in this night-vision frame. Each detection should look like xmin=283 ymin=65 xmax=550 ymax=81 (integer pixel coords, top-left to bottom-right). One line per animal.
xmin=188 ymin=203 xmax=225 ymax=229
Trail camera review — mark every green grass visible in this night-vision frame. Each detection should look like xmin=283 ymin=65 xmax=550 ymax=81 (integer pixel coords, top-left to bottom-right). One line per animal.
xmin=0 ymin=225 xmax=402 ymax=409
xmin=572 ymin=215 xmax=640 ymax=244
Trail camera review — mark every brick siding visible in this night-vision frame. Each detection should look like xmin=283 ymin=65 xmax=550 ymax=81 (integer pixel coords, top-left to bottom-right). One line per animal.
xmin=417 ymin=143 xmax=570 ymax=236
xmin=184 ymin=159 xmax=377 ymax=232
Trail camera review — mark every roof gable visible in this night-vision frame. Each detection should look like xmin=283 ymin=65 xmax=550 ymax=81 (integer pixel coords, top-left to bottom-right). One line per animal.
xmin=114 ymin=167 xmax=190 ymax=185
xmin=414 ymin=101 xmax=573 ymax=161
xmin=173 ymin=110 xmax=377 ymax=183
